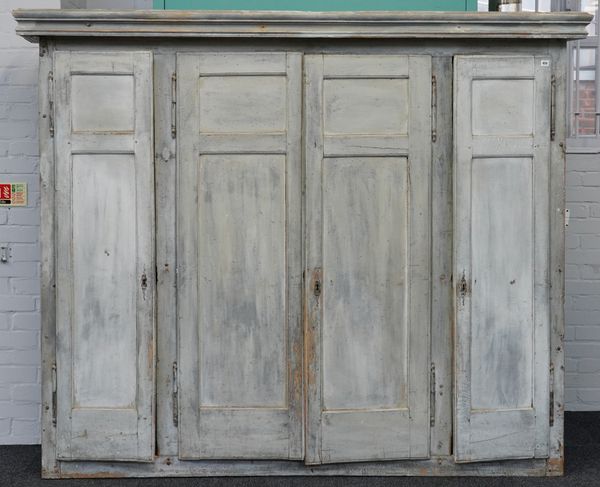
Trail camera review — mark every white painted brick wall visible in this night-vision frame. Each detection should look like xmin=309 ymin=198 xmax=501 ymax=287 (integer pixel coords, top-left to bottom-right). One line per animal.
xmin=0 ymin=1 xmax=598 ymax=446
xmin=0 ymin=0 xmax=59 ymax=445
xmin=565 ymin=151 xmax=600 ymax=411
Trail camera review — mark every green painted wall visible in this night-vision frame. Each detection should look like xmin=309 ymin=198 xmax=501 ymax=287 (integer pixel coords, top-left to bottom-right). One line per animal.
xmin=153 ymin=0 xmax=478 ymax=11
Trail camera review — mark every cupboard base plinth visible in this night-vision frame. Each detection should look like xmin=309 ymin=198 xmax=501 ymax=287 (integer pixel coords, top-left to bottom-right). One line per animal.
xmin=49 ymin=456 xmax=562 ymax=478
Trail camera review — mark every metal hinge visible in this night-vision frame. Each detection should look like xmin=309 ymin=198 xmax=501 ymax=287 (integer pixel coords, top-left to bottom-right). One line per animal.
xmin=48 ymin=71 xmax=54 ymax=138
xmin=51 ymin=363 xmax=57 ymax=426
xmin=172 ymin=362 xmax=179 ymax=426
xmin=549 ymin=362 xmax=555 ymax=427
xmin=171 ymin=73 xmax=177 ymax=139
xmin=430 ymin=363 xmax=436 ymax=427
xmin=431 ymin=75 xmax=437 ymax=143
xmin=550 ymin=75 xmax=556 ymax=141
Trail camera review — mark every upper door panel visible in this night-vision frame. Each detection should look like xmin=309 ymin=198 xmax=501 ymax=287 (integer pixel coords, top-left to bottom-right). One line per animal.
xmin=176 ymin=52 xmax=303 ymax=460
xmin=304 ymin=54 xmax=432 ymax=464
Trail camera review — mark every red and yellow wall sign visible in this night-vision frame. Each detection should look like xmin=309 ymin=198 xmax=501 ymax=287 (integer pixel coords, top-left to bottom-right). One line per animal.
xmin=0 ymin=183 xmax=27 ymax=206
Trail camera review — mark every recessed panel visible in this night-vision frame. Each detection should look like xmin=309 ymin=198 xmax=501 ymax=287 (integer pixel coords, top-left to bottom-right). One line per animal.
xmin=71 ymin=75 xmax=134 ymax=133
xmin=470 ymin=157 xmax=534 ymax=410
xmin=72 ymin=154 xmax=137 ymax=409
xmin=323 ymin=78 xmax=408 ymax=135
xmin=322 ymin=157 xmax=408 ymax=410
xmin=198 ymin=154 xmax=287 ymax=408
xmin=472 ymin=79 xmax=534 ymax=136
xmin=199 ymin=76 xmax=286 ymax=133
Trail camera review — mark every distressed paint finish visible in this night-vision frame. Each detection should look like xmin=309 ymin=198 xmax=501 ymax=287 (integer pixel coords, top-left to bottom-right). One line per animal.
xmin=72 ymin=154 xmax=137 ymax=409
xmin=198 ymin=154 xmax=286 ymax=408
xmin=39 ymin=38 xmax=58 ymax=478
xmin=18 ymin=11 xmax=580 ymax=477
xmin=322 ymin=157 xmax=408 ymax=411
xmin=548 ymin=42 xmax=568 ymax=476
xmin=157 ymin=0 xmax=477 ymax=11
xmin=154 ymin=52 xmax=178 ymax=457
xmin=177 ymin=52 xmax=303 ymax=460
xmin=454 ymin=55 xmax=551 ymax=462
xmin=53 ymin=51 xmax=155 ymax=462
xmin=471 ymin=157 xmax=534 ymax=410
xmin=430 ymin=55 xmax=454 ymax=457
xmin=304 ymin=54 xmax=431 ymax=464
xmin=56 ymin=455 xmax=551 ymax=477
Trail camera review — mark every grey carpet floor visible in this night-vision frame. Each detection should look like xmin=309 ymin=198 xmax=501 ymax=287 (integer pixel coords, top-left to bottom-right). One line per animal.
xmin=1 ymin=412 xmax=598 ymax=486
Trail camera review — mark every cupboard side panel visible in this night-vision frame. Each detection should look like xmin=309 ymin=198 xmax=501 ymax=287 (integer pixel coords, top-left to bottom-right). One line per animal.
xmin=40 ymin=39 xmax=58 ymax=478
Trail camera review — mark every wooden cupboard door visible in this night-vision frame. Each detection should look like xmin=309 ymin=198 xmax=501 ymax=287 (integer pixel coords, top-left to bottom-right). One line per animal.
xmin=54 ymin=51 xmax=155 ymax=461
xmin=304 ymin=55 xmax=432 ymax=464
xmin=177 ymin=52 xmax=303 ymax=460
xmin=454 ymin=56 xmax=551 ymax=462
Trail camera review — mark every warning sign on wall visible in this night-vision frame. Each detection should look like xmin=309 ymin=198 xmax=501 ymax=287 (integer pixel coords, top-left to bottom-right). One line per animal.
xmin=0 ymin=183 xmax=27 ymax=206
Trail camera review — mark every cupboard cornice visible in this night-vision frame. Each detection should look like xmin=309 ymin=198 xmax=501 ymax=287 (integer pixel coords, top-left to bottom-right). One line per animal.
xmin=14 ymin=10 xmax=591 ymax=42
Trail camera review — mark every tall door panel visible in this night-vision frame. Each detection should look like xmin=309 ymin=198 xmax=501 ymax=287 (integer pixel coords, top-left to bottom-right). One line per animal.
xmin=54 ymin=51 xmax=155 ymax=461
xmin=454 ymin=56 xmax=551 ymax=462
xmin=177 ymin=53 xmax=303 ymax=459
xmin=304 ymin=55 xmax=432 ymax=464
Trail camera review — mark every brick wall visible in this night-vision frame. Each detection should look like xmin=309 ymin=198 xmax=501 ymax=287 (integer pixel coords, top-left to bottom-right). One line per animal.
xmin=565 ymin=151 xmax=600 ymax=411
xmin=0 ymin=0 xmax=59 ymax=445
xmin=565 ymin=60 xmax=600 ymax=410
xmin=573 ymin=80 xmax=597 ymax=136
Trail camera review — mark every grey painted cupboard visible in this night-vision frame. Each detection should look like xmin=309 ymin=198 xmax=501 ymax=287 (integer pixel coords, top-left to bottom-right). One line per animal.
xmin=14 ymin=9 xmax=592 ymax=478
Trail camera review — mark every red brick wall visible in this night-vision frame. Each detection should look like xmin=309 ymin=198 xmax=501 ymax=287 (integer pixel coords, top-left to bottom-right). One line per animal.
xmin=574 ymin=79 xmax=597 ymax=136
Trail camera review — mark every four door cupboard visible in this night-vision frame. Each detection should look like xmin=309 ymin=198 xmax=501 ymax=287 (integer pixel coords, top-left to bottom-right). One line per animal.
xmin=14 ymin=9 xmax=592 ymax=478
